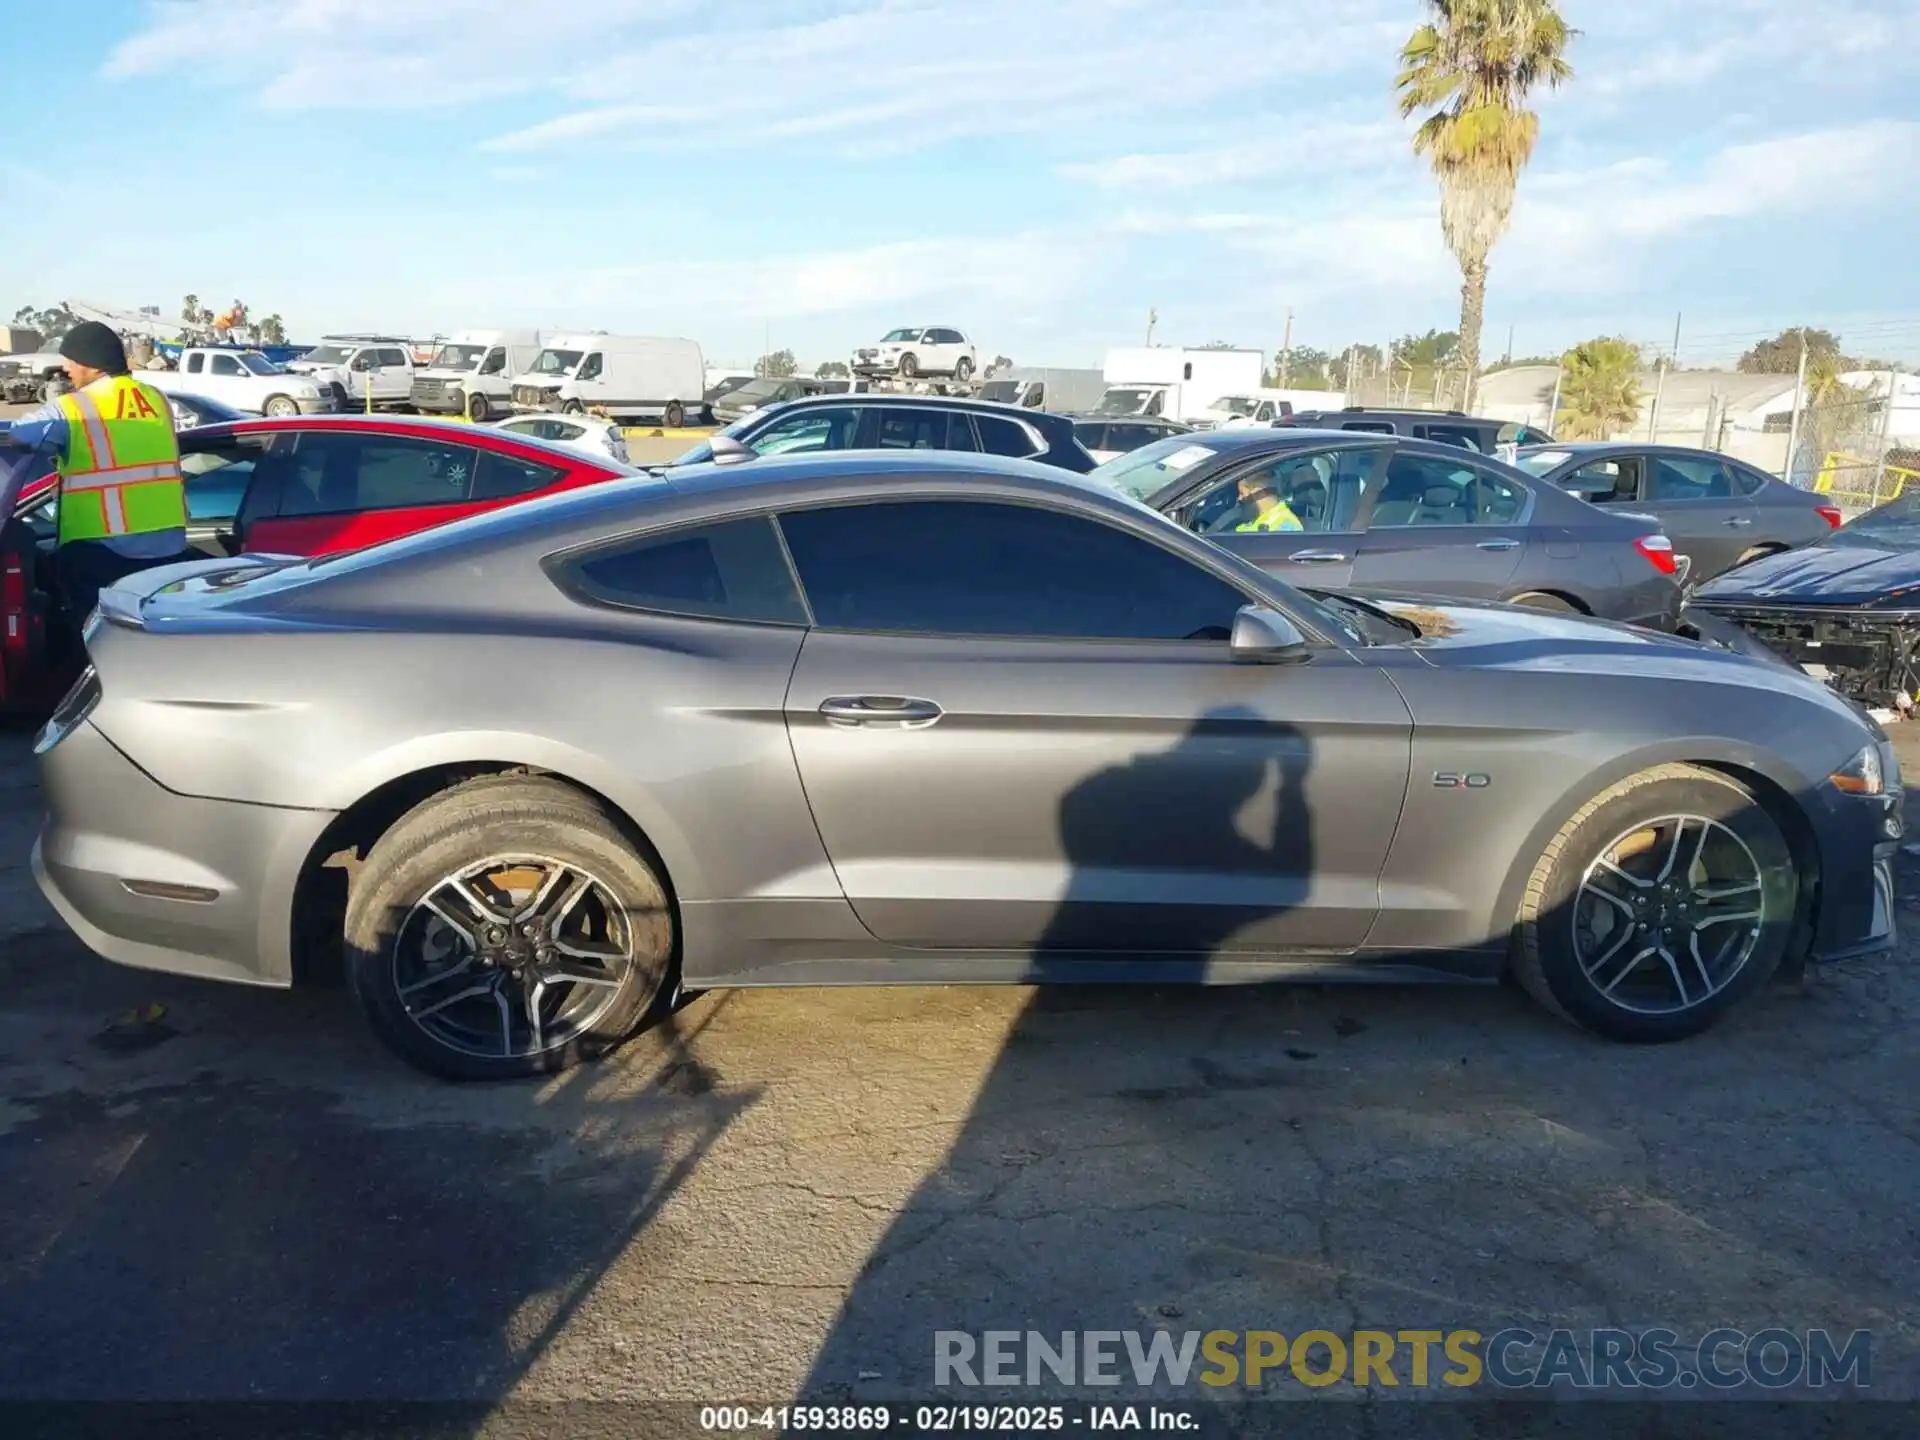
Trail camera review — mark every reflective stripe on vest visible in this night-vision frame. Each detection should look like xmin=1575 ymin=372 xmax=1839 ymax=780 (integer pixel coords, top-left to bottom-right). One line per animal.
xmin=55 ymin=378 xmax=187 ymax=544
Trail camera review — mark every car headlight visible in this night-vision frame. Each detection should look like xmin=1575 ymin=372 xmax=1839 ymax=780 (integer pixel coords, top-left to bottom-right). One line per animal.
xmin=1830 ymin=744 xmax=1887 ymax=796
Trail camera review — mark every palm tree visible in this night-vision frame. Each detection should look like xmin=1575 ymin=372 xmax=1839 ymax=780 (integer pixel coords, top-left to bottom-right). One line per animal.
xmin=1555 ymin=337 xmax=1641 ymax=439
xmin=1396 ymin=0 xmax=1574 ymax=410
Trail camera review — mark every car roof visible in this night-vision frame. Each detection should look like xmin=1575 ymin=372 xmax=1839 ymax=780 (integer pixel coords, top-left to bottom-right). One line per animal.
xmin=194 ymin=413 xmax=635 ymax=470
xmin=1288 ymin=408 xmax=1502 ymax=423
xmin=1516 ymin=440 xmax=1753 ymax=461
xmin=761 ymin=392 xmax=1062 ymax=419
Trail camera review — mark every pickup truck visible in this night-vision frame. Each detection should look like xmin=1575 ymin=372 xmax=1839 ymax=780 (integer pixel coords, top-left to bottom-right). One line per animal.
xmin=0 ymin=352 xmax=70 ymax=403
xmin=143 ymin=348 xmax=333 ymax=417
xmin=285 ymin=336 xmax=417 ymax=410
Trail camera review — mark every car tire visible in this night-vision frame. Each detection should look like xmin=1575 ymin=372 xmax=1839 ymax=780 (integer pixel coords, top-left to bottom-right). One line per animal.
xmin=465 ymin=392 xmax=491 ymax=423
xmin=1734 ymin=545 xmax=1782 ymax=568
xmin=898 ymin=353 xmax=919 ymax=378
xmin=1511 ymin=764 xmax=1797 ymax=1044
xmin=562 ymin=400 xmax=585 ymax=416
xmin=1509 ymin=591 xmax=1579 ymax=612
xmin=954 ymin=357 xmax=973 ymax=383
xmin=343 ymin=775 xmax=674 ymax=1081
xmin=263 ymin=394 xmax=299 ymax=418
xmin=664 ymin=401 xmax=685 ymax=428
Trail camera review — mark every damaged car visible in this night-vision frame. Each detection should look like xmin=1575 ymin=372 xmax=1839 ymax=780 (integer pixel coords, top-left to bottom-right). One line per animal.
xmin=1690 ymin=490 xmax=1920 ymax=714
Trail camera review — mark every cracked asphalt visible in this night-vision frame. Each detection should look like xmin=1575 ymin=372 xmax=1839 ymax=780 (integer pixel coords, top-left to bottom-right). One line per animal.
xmin=0 ymin=720 xmax=1915 ymax=1432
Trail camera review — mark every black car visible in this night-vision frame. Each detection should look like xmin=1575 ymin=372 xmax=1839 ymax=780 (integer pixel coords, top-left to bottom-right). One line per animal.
xmin=1070 ymin=415 xmax=1192 ymax=462
xmin=1690 ymin=490 xmax=1920 ymax=711
xmin=1090 ymin=428 xmax=1683 ymax=628
xmin=672 ymin=393 xmax=1096 ymax=473
xmin=1516 ymin=443 xmax=1842 ymax=584
xmin=1279 ymin=407 xmax=1554 ymax=453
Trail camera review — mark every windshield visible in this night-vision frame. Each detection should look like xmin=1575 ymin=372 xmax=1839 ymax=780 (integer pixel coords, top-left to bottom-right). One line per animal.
xmin=236 ymin=352 xmax=282 ymax=375
xmin=301 ymin=345 xmax=352 ymax=365
xmin=1513 ymin=448 xmax=1576 ymax=477
xmin=1087 ymin=436 xmax=1227 ymax=501
xmin=529 ymin=348 xmax=582 ymax=376
xmin=1215 ymin=396 xmax=1258 ymax=417
xmin=727 ymin=378 xmax=787 ymax=401
xmin=431 ymin=343 xmax=489 ymax=370
xmin=881 ymin=328 xmax=923 ymax=343
xmin=1834 ymin=495 xmax=1920 ymax=548
xmin=1099 ymin=387 xmax=1157 ymax=415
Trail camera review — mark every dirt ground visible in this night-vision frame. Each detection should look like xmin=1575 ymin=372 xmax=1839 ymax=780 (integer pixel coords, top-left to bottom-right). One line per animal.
xmin=0 ymin=710 xmax=1915 ymax=1433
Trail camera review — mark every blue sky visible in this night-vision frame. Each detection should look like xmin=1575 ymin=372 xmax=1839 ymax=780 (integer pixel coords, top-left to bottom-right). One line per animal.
xmin=7 ymin=0 xmax=1920 ymax=369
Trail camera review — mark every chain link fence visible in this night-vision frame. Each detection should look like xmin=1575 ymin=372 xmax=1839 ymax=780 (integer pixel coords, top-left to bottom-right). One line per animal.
xmin=1785 ymin=379 xmax=1913 ymax=513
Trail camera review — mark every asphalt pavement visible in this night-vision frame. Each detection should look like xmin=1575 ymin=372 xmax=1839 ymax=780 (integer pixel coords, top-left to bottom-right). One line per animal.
xmin=0 ymin=721 xmax=1916 ymax=1432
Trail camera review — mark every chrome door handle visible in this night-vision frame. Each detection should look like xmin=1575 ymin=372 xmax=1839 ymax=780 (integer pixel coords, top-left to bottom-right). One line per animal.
xmin=1287 ymin=550 xmax=1348 ymax=563
xmin=1722 ymin=516 xmax=1754 ymax=527
xmin=819 ymin=696 xmax=943 ymax=728
xmin=1476 ymin=538 xmax=1520 ymax=551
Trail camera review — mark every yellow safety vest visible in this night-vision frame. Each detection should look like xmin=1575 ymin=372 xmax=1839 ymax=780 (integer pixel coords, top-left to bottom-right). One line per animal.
xmin=1234 ymin=500 xmax=1304 ymax=533
xmin=54 ymin=375 xmax=188 ymax=546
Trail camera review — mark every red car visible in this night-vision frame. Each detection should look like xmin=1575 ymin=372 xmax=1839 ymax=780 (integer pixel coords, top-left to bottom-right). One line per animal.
xmin=2 ymin=414 xmax=636 ymax=713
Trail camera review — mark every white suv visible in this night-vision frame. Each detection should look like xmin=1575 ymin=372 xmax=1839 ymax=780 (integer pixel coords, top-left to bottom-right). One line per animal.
xmin=851 ymin=327 xmax=977 ymax=382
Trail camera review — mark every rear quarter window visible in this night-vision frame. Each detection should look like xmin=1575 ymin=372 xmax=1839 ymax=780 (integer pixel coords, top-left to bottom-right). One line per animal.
xmin=556 ymin=515 xmax=809 ymax=625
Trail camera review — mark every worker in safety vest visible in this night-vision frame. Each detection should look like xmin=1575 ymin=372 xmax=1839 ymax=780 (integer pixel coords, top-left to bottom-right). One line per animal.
xmin=1230 ymin=473 xmax=1304 ymax=532
xmin=0 ymin=322 xmax=195 ymax=620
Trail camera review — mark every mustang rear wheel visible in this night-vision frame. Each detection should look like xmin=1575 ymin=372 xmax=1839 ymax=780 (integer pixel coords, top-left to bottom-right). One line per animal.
xmin=344 ymin=776 xmax=673 ymax=1080
xmin=1512 ymin=764 xmax=1797 ymax=1042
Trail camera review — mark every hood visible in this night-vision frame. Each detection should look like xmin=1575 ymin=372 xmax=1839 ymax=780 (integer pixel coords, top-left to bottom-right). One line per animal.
xmin=1695 ymin=537 xmax=1920 ymax=607
xmin=1362 ymin=592 xmax=1852 ymax=711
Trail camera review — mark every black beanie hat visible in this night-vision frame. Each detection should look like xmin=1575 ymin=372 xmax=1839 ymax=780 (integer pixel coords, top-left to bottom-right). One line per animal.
xmin=59 ymin=321 xmax=129 ymax=376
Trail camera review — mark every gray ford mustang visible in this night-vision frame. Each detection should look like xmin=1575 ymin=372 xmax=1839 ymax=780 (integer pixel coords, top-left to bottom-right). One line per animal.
xmin=32 ymin=453 xmax=1903 ymax=1079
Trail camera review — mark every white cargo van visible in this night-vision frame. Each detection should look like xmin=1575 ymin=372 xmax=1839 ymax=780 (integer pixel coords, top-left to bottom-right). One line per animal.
xmin=509 ymin=334 xmax=705 ymax=426
xmin=410 ymin=328 xmax=543 ymax=422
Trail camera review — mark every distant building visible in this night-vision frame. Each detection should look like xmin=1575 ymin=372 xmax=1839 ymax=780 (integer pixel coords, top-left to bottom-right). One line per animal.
xmin=0 ymin=326 xmax=44 ymax=355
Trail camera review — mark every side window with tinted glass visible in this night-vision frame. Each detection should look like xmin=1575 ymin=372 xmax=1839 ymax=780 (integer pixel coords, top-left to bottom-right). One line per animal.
xmin=1418 ymin=424 xmax=1486 ymax=453
xmin=478 ymin=349 xmax=506 ymax=376
xmin=562 ymin=516 xmax=807 ymax=625
xmin=378 ymin=348 xmax=409 ymax=369
xmin=210 ymin=354 xmax=243 ymax=377
xmin=577 ymin=353 xmax=604 ymax=381
xmin=1366 ymin=454 xmax=1487 ymax=527
xmin=874 ymin=408 xmax=952 ymax=450
xmin=186 ymin=353 xmax=205 ymax=374
xmin=471 ymin=450 xmax=566 ymax=501
xmin=1190 ymin=447 xmax=1377 ymax=536
xmin=778 ymin=499 xmax=1250 ymax=641
xmin=1727 ymin=463 xmax=1768 ymax=496
xmin=974 ymin=415 xmax=1037 ymax=458
xmin=748 ymin=406 xmax=860 ymax=456
xmin=1647 ymin=456 xmax=1732 ymax=501
xmin=1342 ymin=421 xmax=1395 ymax=434
xmin=279 ymin=433 xmax=480 ymax=515
xmin=178 ymin=436 xmax=268 ymax=523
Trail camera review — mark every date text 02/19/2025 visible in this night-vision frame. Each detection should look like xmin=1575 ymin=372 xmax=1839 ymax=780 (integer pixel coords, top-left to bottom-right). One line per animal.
xmin=698 ymin=1404 xmax=1200 ymax=1432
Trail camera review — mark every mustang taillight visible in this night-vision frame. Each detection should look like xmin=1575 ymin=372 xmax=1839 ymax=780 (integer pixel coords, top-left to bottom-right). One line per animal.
xmin=1816 ymin=505 xmax=1844 ymax=529
xmin=1634 ymin=534 xmax=1679 ymax=575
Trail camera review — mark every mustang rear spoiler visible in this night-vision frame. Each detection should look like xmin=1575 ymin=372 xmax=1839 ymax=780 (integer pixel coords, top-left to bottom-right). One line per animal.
xmin=95 ymin=554 xmax=301 ymax=632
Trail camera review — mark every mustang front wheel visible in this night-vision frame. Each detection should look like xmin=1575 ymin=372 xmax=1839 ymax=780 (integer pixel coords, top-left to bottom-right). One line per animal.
xmin=1512 ymin=764 xmax=1797 ymax=1042
xmin=344 ymin=776 xmax=673 ymax=1080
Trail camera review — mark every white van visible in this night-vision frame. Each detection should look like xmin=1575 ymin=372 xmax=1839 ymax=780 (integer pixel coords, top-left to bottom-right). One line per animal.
xmin=509 ymin=333 xmax=705 ymax=426
xmin=410 ymin=328 xmax=543 ymax=422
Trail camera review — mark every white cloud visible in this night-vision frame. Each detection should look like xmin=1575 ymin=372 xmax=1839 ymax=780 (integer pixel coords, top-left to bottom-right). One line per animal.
xmin=1058 ymin=121 xmax=1402 ymax=190
xmin=107 ymin=0 xmax=1406 ymax=153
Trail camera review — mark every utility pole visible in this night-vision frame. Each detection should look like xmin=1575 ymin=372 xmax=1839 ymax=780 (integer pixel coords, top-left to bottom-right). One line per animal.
xmin=1145 ymin=308 xmax=1158 ymax=346
xmin=1546 ymin=365 xmax=1563 ymax=433
xmin=1784 ymin=332 xmax=1809 ymax=483
xmin=1504 ymin=323 xmax=1514 ymax=365
xmin=1278 ymin=308 xmax=1293 ymax=388
xmin=1647 ymin=357 xmax=1667 ymax=441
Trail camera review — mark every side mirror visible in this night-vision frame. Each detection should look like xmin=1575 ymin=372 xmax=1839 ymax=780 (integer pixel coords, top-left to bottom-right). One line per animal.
xmin=1229 ymin=605 xmax=1312 ymax=664
xmin=709 ymin=435 xmax=757 ymax=466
